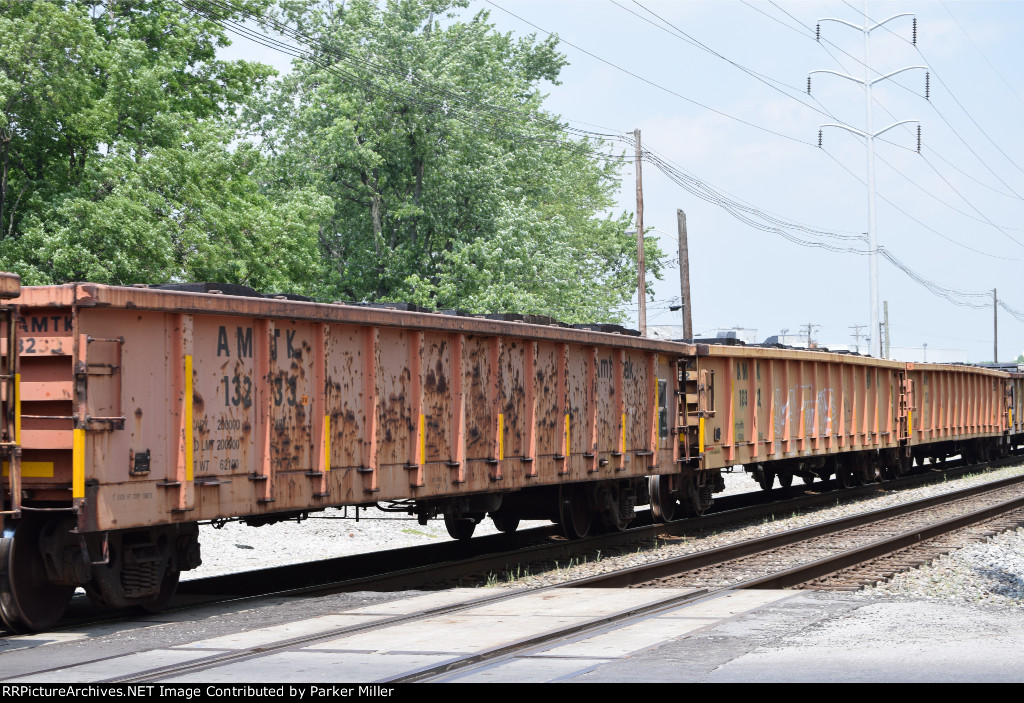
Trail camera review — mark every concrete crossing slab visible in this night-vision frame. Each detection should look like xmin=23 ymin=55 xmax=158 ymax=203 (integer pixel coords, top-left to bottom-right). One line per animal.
xmin=534 ymin=616 xmax=717 ymax=658
xmin=3 ymin=649 xmax=213 ymax=683
xmin=173 ymin=613 xmax=386 ymax=650
xmin=659 ymin=589 xmax=795 ymax=618
xmin=449 ymin=656 xmax=612 ymax=683
xmin=160 ymin=651 xmax=455 ymax=684
xmin=306 ymin=613 xmax=586 ymax=653
xmin=463 ymin=587 xmax=698 ymax=617
xmin=340 ymin=589 xmax=493 ymax=615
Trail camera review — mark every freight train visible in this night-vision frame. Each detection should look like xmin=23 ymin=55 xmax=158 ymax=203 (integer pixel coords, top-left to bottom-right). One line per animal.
xmin=1 ymin=275 xmax=1022 ymax=632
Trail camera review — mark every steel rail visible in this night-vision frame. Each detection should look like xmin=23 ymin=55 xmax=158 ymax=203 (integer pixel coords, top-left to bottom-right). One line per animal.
xmin=572 ymin=473 xmax=1024 ymax=588
xmin=395 ymin=484 xmax=1024 ymax=682
xmin=742 ymin=494 xmax=1024 ymax=590
xmin=100 ymin=580 xmax=707 ymax=684
xmin=6 ymin=471 xmax=1024 ymax=683
xmin=3 ymin=455 xmax=1019 ymax=641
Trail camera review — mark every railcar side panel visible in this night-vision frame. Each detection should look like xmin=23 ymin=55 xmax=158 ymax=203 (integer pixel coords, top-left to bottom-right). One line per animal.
xmin=8 ymin=284 xmax=683 ymax=534
xmin=693 ymin=345 xmax=905 ymax=471
xmin=905 ymin=364 xmax=1005 ymax=446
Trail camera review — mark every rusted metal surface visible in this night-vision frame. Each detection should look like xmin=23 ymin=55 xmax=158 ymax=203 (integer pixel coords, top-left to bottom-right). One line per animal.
xmin=0 ymin=273 xmax=20 ymax=300
xmin=904 ymin=362 xmax=1007 ymax=445
xmin=691 ymin=345 xmax=906 ymax=470
xmin=7 ymin=283 xmax=683 ymax=533
xmin=5 ymin=280 xmax=1024 ymax=537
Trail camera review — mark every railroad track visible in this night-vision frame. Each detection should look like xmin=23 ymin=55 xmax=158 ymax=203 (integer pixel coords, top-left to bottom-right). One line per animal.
xmin=393 ymin=476 xmax=1024 ymax=683
xmin=3 ymin=466 xmax=1021 ymax=683
xmin=577 ymin=473 xmax=1024 ymax=591
xmin=1 ymin=455 xmax=1021 ymax=641
xmin=178 ymin=453 xmax=1024 ymax=597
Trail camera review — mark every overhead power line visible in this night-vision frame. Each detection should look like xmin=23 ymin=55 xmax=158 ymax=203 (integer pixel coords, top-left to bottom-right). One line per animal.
xmin=484 ymin=0 xmax=815 ymax=147
xmin=842 ymin=0 xmax=1024 ymax=196
xmin=941 ymin=1 xmax=1024 ymax=113
xmin=753 ymin=0 xmax=1024 ymax=203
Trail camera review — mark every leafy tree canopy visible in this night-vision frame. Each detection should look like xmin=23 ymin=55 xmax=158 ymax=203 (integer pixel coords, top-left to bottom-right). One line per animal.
xmin=0 ymin=0 xmax=662 ymax=324
xmin=258 ymin=0 xmax=663 ymax=322
xmin=0 ymin=0 xmax=329 ymax=291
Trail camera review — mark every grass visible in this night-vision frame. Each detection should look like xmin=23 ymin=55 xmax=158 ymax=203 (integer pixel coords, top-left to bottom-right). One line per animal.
xmin=400 ymin=528 xmax=437 ymax=538
xmin=479 ymin=563 xmax=536 ymax=588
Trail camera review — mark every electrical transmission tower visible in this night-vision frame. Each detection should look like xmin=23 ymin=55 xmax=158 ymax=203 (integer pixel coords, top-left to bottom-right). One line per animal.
xmin=809 ymin=1 xmax=926 ymax=358
xmin=802 ymin=323 xmax=821 ymax=349
xmin=850 ymin=324 xmax=867 ymax=354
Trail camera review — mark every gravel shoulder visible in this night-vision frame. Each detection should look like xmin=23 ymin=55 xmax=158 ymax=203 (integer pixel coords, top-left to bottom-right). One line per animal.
xmin=188 ymin=463 xmax=1024 ymax=610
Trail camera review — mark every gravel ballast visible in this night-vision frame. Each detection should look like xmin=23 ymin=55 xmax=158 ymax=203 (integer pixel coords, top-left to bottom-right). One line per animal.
xmin=188 ymin=463 xmax=1024 ymax=608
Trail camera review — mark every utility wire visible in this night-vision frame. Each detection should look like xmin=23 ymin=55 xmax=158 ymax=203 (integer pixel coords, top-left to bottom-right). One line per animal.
xmin=840 ymin=0 xmax=1024 ymax=194
xmin=183 ymin=0 xmax=1024 ymax=323
xmin=484 ymin=0 xmax=815 ymax=147
xmin=616 ymin=0 xmax=841 ymax=124
xmin=177 ymin=0 xmax=634 ymax=163
xmin=745 ymin=1 xmax=1024 ymax=256
xmin=941 ymin=1 xmax=1024 ymax=113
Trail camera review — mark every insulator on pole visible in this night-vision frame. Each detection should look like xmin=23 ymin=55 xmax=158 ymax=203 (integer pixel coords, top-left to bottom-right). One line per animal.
xmin=925 ymin=72 xmax=930 ymax=100
xmin=912 ymin=18 xmax=917 ymax=45
xmin=818 ymin=129 xmax=823 ymax=148
xmin=917 ymin=125 xmax=921 ymax=153
xmin=807 ymin=76 xmax=812 ymax=95
xmin=816 ymin=23 xmax=821 ymax=42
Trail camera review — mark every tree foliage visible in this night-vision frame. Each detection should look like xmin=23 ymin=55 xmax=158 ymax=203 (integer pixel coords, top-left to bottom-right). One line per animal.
xmin=258 ymin=0 xmax=662 ymax=321
xmin=0 ymin=0 xmax=662 ymax=323
xmin=0 ymin=0 xmax=329 ymax=290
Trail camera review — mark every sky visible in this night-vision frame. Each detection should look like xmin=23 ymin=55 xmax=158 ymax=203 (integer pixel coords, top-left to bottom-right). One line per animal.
xmin=221 ymin=1 xmax=1024 ymax=363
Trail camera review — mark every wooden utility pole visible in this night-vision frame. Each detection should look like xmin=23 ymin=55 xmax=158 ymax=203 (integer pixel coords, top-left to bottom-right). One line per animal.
xmin=677 ymin=209 xmax=692 ymax=340
xmin=634 ymin=129 xmax=646 ymax=337
xmin=994 ymin=288 xmax=998 ymax=363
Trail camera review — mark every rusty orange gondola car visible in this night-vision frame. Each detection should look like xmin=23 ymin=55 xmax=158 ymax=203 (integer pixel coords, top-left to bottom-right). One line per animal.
xmin=1 ymin=277 xmax=1020 ymax=632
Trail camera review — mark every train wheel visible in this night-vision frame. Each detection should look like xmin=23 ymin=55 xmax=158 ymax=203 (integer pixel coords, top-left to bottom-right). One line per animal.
xmin=0 ymin=517 xmax=74 ymax=633
xmin=777 ymin=471 xmax=794 ymax=488
xmin=490 ymin=511 xmax=520 ymax=534
xmin=444 ymin=513 xmax=477 ymax=541
xmin=757 ymin=467 xmax=775 ymax=491
xmin=558 ymin=485 xmax=592 ymax=540
xmin=801 ymin=474 xmax=816 ymax=485
xmin=649 ymin=475 xmax=680 ymax=523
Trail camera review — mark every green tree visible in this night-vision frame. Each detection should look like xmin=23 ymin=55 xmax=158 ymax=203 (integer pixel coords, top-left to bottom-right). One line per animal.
xmin=259 ymin=0 xmax=663 ymax=321
xmin=0 ymin=0 xmax=329 ymax=290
